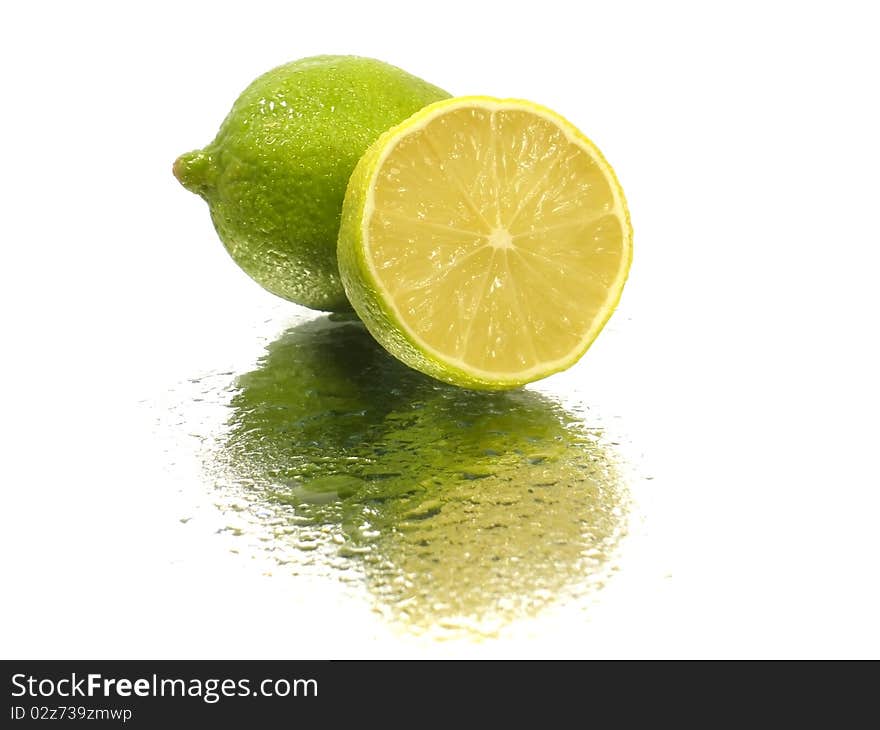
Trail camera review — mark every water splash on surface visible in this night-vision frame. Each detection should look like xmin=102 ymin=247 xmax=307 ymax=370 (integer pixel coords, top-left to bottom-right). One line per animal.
xmin=201 ymin=316 xmax=628 ymax=637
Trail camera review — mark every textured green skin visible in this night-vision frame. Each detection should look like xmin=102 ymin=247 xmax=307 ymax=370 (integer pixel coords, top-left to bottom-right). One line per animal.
xmin=174 ymin=56 xmax=449 ymax=312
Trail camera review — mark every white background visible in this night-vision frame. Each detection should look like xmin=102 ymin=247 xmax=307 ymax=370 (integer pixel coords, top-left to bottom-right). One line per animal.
xmin=1 ymin=1 xmax=878 ymax=658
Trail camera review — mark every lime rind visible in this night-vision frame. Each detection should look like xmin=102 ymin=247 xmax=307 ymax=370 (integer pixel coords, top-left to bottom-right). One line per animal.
xmin=174 ymin=55 xmax=450 ymax=312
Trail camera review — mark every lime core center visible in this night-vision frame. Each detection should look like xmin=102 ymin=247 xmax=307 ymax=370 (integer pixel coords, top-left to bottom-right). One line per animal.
xmin=488 ymin=227 xmax=514 ymax=249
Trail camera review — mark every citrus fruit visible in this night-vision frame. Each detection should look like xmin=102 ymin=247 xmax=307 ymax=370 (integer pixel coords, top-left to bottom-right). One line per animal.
xmin=173 ymin=55 xmax=449 ymax=311
xmin=338 ymin=96 xmax=632 ymax=388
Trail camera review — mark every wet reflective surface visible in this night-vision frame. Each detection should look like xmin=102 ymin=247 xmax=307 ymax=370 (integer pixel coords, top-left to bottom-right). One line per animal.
xmin=172 ymin=315 xmax=630 ymax=637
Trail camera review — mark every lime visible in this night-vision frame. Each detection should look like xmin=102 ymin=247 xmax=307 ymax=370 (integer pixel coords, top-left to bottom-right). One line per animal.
xmin=338 ymin=96 xmax=632 ymax=387
xmin=173 ymin=55 xmax=449 ymax=311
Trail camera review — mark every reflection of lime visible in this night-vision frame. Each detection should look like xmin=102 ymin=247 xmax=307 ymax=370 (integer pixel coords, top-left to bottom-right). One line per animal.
xmin=221 ymin=317 xmax=627 ymax=634
xmin=338 ymin=96 xmax=632 ymax=387
xmin=174 ymin=56 xmax=449 ymax=311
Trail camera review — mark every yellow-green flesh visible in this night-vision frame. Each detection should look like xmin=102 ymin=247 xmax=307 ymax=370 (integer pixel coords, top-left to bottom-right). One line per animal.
xmin=340 ymin=97 xmax=631 ymax=388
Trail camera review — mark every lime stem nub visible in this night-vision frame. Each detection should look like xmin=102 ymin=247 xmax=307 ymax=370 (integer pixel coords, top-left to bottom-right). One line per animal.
xmin=173 ymin=149 xmax=213 ymax=196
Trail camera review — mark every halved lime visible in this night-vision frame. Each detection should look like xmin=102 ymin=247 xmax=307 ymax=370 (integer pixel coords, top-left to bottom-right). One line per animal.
xmin=338 ymin=96 xmax=632 ymax=389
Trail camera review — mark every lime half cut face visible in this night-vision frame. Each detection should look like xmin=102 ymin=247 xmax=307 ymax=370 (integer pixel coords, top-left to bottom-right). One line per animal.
xmin=338 ymin=97 xmax=632 ymax=389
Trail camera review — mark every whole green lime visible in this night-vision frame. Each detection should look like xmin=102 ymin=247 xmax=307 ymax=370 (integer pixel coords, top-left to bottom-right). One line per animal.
xmin=173 ymin=55 xmax=449 ymax=311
